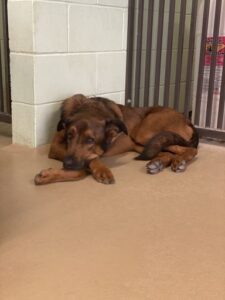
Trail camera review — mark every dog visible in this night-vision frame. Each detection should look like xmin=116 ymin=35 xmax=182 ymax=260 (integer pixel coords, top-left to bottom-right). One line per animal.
xmin=34 ymin=94 xmax=199 ymax=185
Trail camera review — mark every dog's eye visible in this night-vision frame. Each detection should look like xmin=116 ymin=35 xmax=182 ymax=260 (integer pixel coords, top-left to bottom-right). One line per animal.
xmin=85 ymin=137 xmax=95 ymax=144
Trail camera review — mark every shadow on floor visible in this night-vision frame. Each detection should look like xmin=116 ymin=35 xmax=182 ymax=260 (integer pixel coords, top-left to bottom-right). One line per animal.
xmin=0 ymin=121 xmax=12 ymax=148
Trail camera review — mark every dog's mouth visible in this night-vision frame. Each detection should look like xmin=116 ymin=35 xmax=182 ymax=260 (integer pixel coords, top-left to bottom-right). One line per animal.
xmin=63 ymin=157 xmax=87 ymax=171
xmin=63 ymin=164 xmax=82 ymax=171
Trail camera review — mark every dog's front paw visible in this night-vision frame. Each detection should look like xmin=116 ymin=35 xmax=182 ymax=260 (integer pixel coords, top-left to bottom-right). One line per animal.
xmin=92 ymin=167 xmax=115 ymax=184
xmin=171 ymin=159 xmax=186 ymax=173
xmin=34 ymin=168 xmax=56 ymax=185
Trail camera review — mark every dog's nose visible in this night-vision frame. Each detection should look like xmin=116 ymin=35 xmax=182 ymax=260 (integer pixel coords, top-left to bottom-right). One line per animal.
xmin=63 ymin=156 xmax=84 ymax=170
xmin=63 ymin=156 xmax=76 ymax=170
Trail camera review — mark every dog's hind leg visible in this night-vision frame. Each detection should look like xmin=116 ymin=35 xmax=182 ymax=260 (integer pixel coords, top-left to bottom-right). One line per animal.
xmin=146 ymin=152 xmax=175 ymax=174
xmin=166 ymin=145 xmax=198 ymax=172
xmin=145 ymin=145 xmax=197 ymax=174
xmin=135 ymin=131 xmax=191 ymax=161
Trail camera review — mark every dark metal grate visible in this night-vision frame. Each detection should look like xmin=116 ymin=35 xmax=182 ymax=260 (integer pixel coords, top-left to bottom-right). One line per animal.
xmin=125 ymin=0 xmax=225 ymax=141
xmin=0 ymin=0 xmax=11 ymax=123
xmin=125 ymin=0 xmax=199 ymax=111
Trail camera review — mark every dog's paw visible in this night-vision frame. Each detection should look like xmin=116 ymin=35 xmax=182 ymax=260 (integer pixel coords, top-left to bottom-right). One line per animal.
xmin=92 ymin=167 xmax=115 ymax=184
xmin=171 ymin=159 xmax=186 ymax=173
xmin=34 ymin=168 xmax=55 ymax=185
xmin=146 ymin=160 xmax=164 ymax=175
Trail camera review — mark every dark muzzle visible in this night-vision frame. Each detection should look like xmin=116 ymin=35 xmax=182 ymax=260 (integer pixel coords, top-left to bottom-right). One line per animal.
xmin=63 ymin=156 xmax=85 ymax=170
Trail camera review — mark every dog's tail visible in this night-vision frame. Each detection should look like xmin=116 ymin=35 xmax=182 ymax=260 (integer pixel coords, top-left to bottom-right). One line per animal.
xmin=135 ymin=127 xmax=199 ymax=161
xmin=188 ymin=123 xmax=199 ymax=148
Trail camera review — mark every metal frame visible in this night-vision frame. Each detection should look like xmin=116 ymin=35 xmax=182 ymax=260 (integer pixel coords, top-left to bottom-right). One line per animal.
xmin=153 ymin=0 xmax=165 ymax=106
xmin=125 ymin=0 xmax=135 ymax=106
xmin=163 ymin=0 xmax=175 ymax=107
xmin=174 ymin=0 xmax=187 ymax=110
xmin=0 ymin=0 xmax=11 ymax=123
xmin=197 ymin=127 xmax=225 ymax=141
xmin=205 ymin=0 xmax=222 ymax=127
xmin=125 ymin=0 xmax=225 ymax=141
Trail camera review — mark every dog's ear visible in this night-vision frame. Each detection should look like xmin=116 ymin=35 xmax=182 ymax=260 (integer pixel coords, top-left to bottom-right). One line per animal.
xmin=56 ymin=118 xmax=72 ymax=131
xmin=106 ymin=119 xmax=128 ymax=135
xmin=57 ymin=119 xmax=65 ymax=131
xmin=103 ymin=119 xmax=128 ymax=148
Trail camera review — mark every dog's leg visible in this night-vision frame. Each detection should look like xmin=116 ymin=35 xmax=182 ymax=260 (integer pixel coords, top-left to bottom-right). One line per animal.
xmin=35 ymin=158 xmax=115 ymax=185
xmin=146 ymin=152 xmax=175 ymax=174
xmin=135 ymin=131 xmax=191 ymax=161
xmin=88 ymin=158 xmax=115 ymax=184
xmin=48 ymin=130 xmax=67 ymax=162
xmin=166 ymin=145 xmax=198 ymax=172
xmin=34 ymin=168 xmax=87 ymax=185
xmin=103 ymin=134 xmax=135 ymax=157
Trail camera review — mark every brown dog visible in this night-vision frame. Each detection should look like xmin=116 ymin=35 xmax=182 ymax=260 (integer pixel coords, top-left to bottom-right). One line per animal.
xmin=34 ymin=94 xmax=199 ymax=185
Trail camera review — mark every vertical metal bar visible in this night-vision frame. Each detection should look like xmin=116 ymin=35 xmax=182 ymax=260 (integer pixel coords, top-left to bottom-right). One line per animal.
xmin=0 ymin=49 xmax=4 ymax=112
xmin=217 ymin=52 xmax=225 ymax=129
xmin=125 ymin=0 xmax=135 ymax=106
xmin=0 ymin=0 xmax=11 ymax=115
xmin=0 ymin=0 xmax=4 ymax=113
xmin=134 ymin=0 xmax=144 ymax=107
xmin=143 ymin=0 xmax=154 ymax=107
xmin=205 ymin=0 xmax=222 ymax=127
xmin=174 ymin=0 xmax=187 ymax=110
xmin=194 ymin=0 xmax=210 ymax=125
xmin=3 ymin=0 xmax=11 ymax=114
xmin=153 ymin=0 xmax=165 ymax=106
xmin=184 ymin=0 xmax=198 ymax=117
xmin=163 ymin=0 xmax=175 ymax=107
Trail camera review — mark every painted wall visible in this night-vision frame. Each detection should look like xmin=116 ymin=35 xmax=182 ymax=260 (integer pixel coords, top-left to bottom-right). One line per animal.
xmin=8 ymin=0 xmax=128 ymax=146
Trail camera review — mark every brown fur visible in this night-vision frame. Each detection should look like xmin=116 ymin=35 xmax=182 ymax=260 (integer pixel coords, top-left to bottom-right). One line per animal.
xmin=34 ymin=94 xmax=199 ymax=185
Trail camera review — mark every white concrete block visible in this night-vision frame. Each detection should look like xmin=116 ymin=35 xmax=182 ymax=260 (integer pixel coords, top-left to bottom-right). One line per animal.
xmin=34 ymin=54 xmax=96 ymax=103
xmin=10 ymin=54 xmax=34 ymax=104
xmin=8 ymin=1 xmax=33 ymax=52
xmin=12 ymin=102 xmax=35 ymax=147
xmin=122 ymin=11 xmax=128 ymax=50
xmin=35 ymin=102 xmax=61 ymax=146
xmin=96 ymin=52 xmax=126 ymax=93
xmin=120 ymin=91 xmax=125 ymax=104
xmin=96 ymin=92 xmax=122 ymax=104
xmin=33 ymin=1 xmax=68 ymax=53
xmin=98 ymin=0 xmax=128 ymax=7
xmin=47 ymin=0 xmax=97 ymax=3
xmin=69 ymin=5 xmax=123 ymax=52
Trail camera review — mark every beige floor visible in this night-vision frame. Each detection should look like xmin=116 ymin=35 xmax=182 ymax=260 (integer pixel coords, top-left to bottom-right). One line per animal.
xmin=0 ymin=139 xmax=225 ymax=300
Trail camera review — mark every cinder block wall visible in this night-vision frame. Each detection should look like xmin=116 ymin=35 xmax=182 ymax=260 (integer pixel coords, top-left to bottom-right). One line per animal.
xmin=8 ymin=0 xmax=128 ymax=147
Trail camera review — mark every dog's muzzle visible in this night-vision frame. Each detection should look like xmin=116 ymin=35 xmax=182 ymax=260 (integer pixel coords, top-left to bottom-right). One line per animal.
xmin=63 ymin=156 xmax=85 ymax=170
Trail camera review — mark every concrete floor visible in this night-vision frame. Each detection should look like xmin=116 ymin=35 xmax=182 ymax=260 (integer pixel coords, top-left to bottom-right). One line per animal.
xmin=0 ymin=137 xmax=225 ymax=300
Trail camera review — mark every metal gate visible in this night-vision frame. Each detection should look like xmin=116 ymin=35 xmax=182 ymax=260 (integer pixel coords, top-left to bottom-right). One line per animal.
xmin=125 ymin=0 xmax=225 ymax=141
xmin=0 ymin=0 xmax=11 ymax=123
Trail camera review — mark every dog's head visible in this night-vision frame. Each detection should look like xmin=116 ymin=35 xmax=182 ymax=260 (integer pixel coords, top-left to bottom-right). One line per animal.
xmin=58 ymin=116 xmax=128 ymax=170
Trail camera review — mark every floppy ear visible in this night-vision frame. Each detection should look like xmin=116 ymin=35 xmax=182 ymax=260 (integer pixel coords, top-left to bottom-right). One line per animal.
xmin=56 ymin=118 xmax=72 ymax=131
xmin=106 ymin=119 xmax=128 ymax=135
xmin=57 ymin=119 xmax=65 ymax=131
xmin=103 ymin=119 xmax=128 ymax=148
